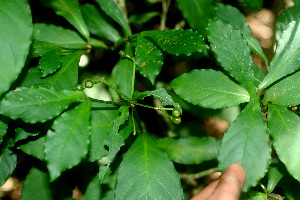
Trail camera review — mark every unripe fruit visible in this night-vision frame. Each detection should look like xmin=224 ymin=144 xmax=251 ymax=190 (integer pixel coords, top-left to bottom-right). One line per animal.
xmin=85 ymin=80 xmax=94 ymax=88
xmin=74 ymin=83 xmax=83 ymax=91
xmin=172 ymin=116 xmax=181 ymax=124
xmin=172 ymin=108 xmax=181 ymax=117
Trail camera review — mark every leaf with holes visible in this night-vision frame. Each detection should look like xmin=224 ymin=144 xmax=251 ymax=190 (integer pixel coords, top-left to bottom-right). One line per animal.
xmin=170 ymin=69 xmax=250 ymax=109
xmin=142 ymin=29 xmax=209 ymax=56
xmin=135 ymin=36 xmax=164 ymax=85
xmin=133 ymin=88 xmax=182 ymax=113
xmin=0 ymin=147 xmax=17 ymax=187
xmin=157 ymin=136 xmax=219 ymax=165
xmin=0 ymin=0 xmax=32 ymax=96
xmin=218 ymin=97 xmax=271 ymax=191
xmin=0 ymin=87 xmax=85 ymax=123
xmin=263 ymin=71 xmax=300 ymax=107
xmin=38 ymin=0 xmax=90 ymax=39
xmin=207 ymin=19 xmax=256 ymax=94
xmin=115 ymin=134 xmax=183 ymax=200
xmin=45 ymin=101 xmax=91 ymax=181
xmin=259 ymin=20 xmax=300 ymax=89
xmin=96 ymin=0 xmax=131 ymax=36
xmin=268 ymin=104 xmax=300 ymax=182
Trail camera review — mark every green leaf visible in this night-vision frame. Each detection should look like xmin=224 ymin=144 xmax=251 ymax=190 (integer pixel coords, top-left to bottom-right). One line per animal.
xmin=218 ymin=97 xmax=271 ymax=191
xmin=259 ymin=20 xmax=300 ymax=89
xmin=133 ymin=88 xmax=182 ymax=113
xmin=0 ymin=147 xmax=17 ymax=186
xmin=175 ymin=0 xmax=214 ymax=36
xmin=14 ymin=128 xmax=39 ymax=143
xmin=22 ymin=51 xmax=83 ymax=91
xmin=268 ymin=104 xmax=300 ymax=182
xmin=81 ymin=4 xmax=121 ymax=43
xmin=240 ymin=190 xmax=268 ymax=200
xmin=82 ymin=174 xmax=102 ymax=200
xmin=88 ymin=102 xmax=119 ymax=162
xmin=0 ymin=87 xmax=85 ymax=123
xmin=276 ymin=6 xmax=300 ymax=41
xmin=157 ymin=136 xmax=219 ymax=164
xmin=170 ymin=69 xmax=250 ymax=109
xmin=45 ymin=101 xmax=91 ymax=181
xmin=267 ymin=167 xmax=283 ymax=193
xmin=38 ymin=0 xmax=90 ymax=39
xmin=0 ymin=0 xmax=32 ymax=96
xmin=18 ymin=136 xmax=46 ymax=161
xmin=96 ymin=0 xmax=131 ymax=36
xmin=115 ymin=134 xmax=183 ymax=200
xmin=237 ymin=0 xmax=263 ymax=10
xmin=0 ymin=116 xmax=9 ymax=144
xmin=129 ymin=12 xmax=160 ymax=25
xmin=263 ymin=71 xmax=300 ymax=106
xmin=214 ymin=3 xmax=269 ymax=66
xmin=207 ymin=19 xmax=256 ymax=94
xmin=135 ymin=36 xmax=164 ymax=85
xmin=33 ymin=23 xmax=107 ymax=49
xmin=142 ymin=29 xmax=209 ymax=56
xmin=114 ymin=44 xmax=134 ymax=98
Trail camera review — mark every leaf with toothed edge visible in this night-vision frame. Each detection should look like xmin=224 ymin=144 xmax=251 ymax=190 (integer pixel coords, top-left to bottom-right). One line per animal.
xmin=0 ymin=147 xmax=17 ymax=187
xmin=0 ymin=87 xmax=86 ymax=123
xmin=142 ymin=29 xmax=209 ymax=56
xmin=135 ymin=36 xmax=164 ymax=85
xmin=44 ymin=101 xmax=92 ymax=181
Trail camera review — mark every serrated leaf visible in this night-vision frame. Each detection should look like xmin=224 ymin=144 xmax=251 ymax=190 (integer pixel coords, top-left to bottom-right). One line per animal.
xmin=207 ymin=19 xmax=256 ymax=94
xmin=135 ymin=36 xmax=164 ymax=85
xmin=142 ymin=29 xmax=209 ymax=56
xmin=33 ymin=23 xmax=107 ymax=49
xmin=0 ymin=147 xmax=17 ymax=187
xmin=133 ymin=87 xmax=182 ymax=112
xmin=0 ymin=87 xmax=85 ymax=123
xmin=14 ymin=128 xmax=39 ymax=143
xmin=38 ymin=0 xmax=89 ymax=39
xmin=268 ymin=104 xmax=300 ymax=182
xmin=88 ymin=102 xmax=119 ymax=162
xmin=175 ymin=0 xmax=214 ymax=36
xmin=0 ymin=0 xmax=32 ymax=96
xmin=96 ymin=0 xmax=131 ymax=36
xmin=214 ymin=3 xmax=268 ymax=66
xmin=22 ymin=51 xmax=83 ymax=91
xmin=18 ymin=136 xmax=46 ymax=161
xmin=81 ymin=4 xmax=121 ymax=43
xmin=276 ymin=6 xmax=300 ymax=41
xmin=218 ymin=97 xmax=271 ymax=191
xmin=115 ymin=134 xmax=183 ymax=200
xmin=129 ymin=12 xmax=160 ymax=25
xmin=259 ymin=20 xmax=300 ymax=89
xmin=0 ymin=116 xmax=9 ymax=144
xmin=157 ymin=136 xmax=219 ymax=165
xmin=45 ymin=101 xmax=91 ymax=181
xmin=263 ymin=71 xmax=300 ymax=106
xmin=170 ymin=69 xmax=250 ymax=109
xmin=267 ymin=167 xmax=283 ymax=193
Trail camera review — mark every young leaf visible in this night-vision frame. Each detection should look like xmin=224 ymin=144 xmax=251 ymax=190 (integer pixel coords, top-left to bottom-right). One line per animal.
xmin=170 ymin=69 xmax=250 ymax=109
xmin=135 ymin=36 xmax=164 ymax=85
xmin=80 ymin=4 xmax=121 ymax=43
xmin=38 ymin=0 xmax=90 ymax=40
xmin=0 ymin=87 xmax=85 ymax=123
xmin=267 ymin=167 xmax=283 ymax=193
xmin=207 ymin=19 xmax=256 ymax=94
xmin=33 ymin=23 xmax=107 ymax=49
xmin=175 ymin=0 xmax=214 ymax=36
xmin=0 ymin=147 xmax=17 ymax=187
xmin=96 ymin=0 xmax=131 ymax=36
xmin=0 ymin=0 xmax=32 ymax=96
xmin=259 ymin=20 xmax=300 ymax=89
xmin=218 ymin=97 xmax=271 ymax=191
xmin=214 ymin=3 xmax=269 ymax=66
xmin=133 ymin=88 xmax=182 ymax=112
xmin=157 ymin=136 xmax=220 ymax=164
xmin=115 ymin=134 xmax=183 ymax=200
xmin=142 ymin=29 xmax=209 ymax=56
xmin=45 ymin=101 xmax=92 ymax=181
xmin=268 ymin=104 xmax=300 ymax=182
xmin=263 ymin=71 xmax=300 ymax=107
xmin=88 ymin=102 xmax=119 ymax=162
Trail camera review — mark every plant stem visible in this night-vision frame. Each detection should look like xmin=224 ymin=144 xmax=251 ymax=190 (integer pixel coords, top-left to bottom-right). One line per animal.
xmin=180 ymin=167 xmax=219 ymax=181
xmin=161 ymin=0 xmax=171 ymax=30
xmin=98 ymin=78 xmax=132 ymax=102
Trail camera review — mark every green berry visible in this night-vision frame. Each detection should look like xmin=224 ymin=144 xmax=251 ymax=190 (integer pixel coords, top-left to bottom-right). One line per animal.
xmin=172 ymin=108 xmax=181 ymax=117
xmin=172 ymin=116 xmax=181 ymax=124
xmin=85 ymin=80 xmax=94 ymax=88
xmin=74 ymin=83 xmax=83 ymax=91
xmin=119 ymin=50 xmax=127 ymax=58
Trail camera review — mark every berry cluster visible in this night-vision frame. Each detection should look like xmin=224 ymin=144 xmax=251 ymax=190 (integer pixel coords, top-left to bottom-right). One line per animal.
xmin=171 ymin=108 xmax=181 ymax=124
